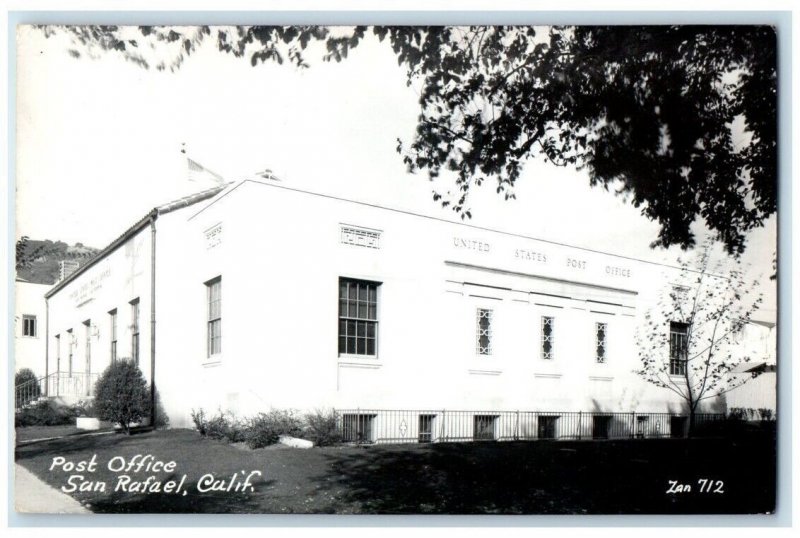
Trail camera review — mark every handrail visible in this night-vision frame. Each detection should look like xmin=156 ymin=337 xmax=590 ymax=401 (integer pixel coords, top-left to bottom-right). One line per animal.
xmin=15 ymin=372 xmax=100 ymax=408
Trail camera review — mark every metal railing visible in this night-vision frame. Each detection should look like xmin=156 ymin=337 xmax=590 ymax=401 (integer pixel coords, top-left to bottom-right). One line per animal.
xmin=336 ymin=409 xmax=727 ymax=445
xmin=45 ymin=372 xmax=99 ymax=399
xmin=14 ymin=378 xmax=44 ymax=410
xmin=15 ymin=372 xmax=99 ymax=409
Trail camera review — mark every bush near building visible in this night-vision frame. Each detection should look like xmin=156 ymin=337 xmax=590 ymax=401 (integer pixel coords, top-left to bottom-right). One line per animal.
xmin=192 ymin=408 xmax=341 ymax=448
xmin=93 ymin=359 xmax=151 ymax=434
xmin=303 ymin=409 xmax=342 ymax=446
xmin=244 ymin=410 xmax=304 ymax=449
xmin=190 ymin=409 xmax=246 ymax=443
xmin=15 ymin=400 xmax=81 ymax=427
xmin=15 ymin=368 xmax=41 ymax=407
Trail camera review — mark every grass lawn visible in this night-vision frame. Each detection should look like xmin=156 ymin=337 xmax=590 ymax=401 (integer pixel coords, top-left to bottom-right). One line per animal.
xmin=15 ymin=428 xmax=776 ymax=514
xmin=15 ymin=424 xmax=115 ymax=443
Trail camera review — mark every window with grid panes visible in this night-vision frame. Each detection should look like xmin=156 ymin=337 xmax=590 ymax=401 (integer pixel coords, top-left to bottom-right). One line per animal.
xmin=109 ymin=309 xmax=117 ymax=363
xmin=130 ymin=299 xmax=140 ymax=365
xmin=22 ymin=315 xmax=37 ymax=337
xmin=338 ymin=278 xmax=378 ymax=356
xmin=669 ymin=322 xmax=689 ymax=375
xmin=206 ymin=278 xmax=221 ymax=357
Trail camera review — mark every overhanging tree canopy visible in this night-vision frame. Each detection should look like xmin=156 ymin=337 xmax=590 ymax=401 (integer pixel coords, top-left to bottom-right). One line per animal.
xmin=41 ymin=25 xmax=777 ymax=255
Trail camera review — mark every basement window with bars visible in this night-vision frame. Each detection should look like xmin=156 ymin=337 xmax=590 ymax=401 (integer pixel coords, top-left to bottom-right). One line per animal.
xmin=476 ymin=308 xmax=493 ymax=355
xmin=592 ymin=415 xmax=612 ymax=439
xmin=636 ymin=416 xmax=649 ymax=438
xmin=339 ymin=278 xmax=379 ymax=356
xmin=538 ymin=415 xmax=559 ymax=439
xmin=342 ymin=413 xmax=376 ymax=443
xmin=418 ymin=414 xmax=435 ymax=443
xmin=473 ymin=415 xmax=498 ymax=441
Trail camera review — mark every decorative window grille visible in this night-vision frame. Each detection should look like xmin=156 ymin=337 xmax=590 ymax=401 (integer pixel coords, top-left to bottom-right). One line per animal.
xmin=473 ymin=415 xmax=497 ymax=441
xmin=109 ymin=309 xmax=117 ymax=363
xmin=669 ymin=322 xmax=689 ymax=375
xmin=595 ymin=322 xmax=607 ymax=363
xmin=340 ymin=225 xmax=380 ymax=249
xmin=130 ymin=298 xmax=140 ymax=365
xmin=476 ymin=309 xmax=493 ymax=355
xmin=541 ymin=316 xmax=555 ymax=359
xmin=206 ymin=278 xmax=222 ymax=357
xmin=418 ymin=414 xmax=435 ymax=443
xmin=338 ymin=278 xmax=379 ymax=356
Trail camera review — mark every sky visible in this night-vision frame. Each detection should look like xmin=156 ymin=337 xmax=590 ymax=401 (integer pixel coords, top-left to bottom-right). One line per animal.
xmin=14 ymin=26 xmax=777 ymax=319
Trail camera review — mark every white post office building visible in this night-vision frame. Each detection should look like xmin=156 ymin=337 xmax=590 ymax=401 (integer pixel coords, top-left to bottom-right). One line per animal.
xmin=41 ymin=179 xmax=774 ymax=441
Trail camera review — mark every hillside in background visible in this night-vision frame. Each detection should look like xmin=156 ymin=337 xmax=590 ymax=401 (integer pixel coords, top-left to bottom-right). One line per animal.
xmin=16 ymin=238 xmax=99 ymax=285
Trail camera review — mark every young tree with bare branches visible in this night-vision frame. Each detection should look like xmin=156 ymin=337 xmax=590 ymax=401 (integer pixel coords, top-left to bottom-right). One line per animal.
xmin=635 ymin=243 xmax=765 ymax=435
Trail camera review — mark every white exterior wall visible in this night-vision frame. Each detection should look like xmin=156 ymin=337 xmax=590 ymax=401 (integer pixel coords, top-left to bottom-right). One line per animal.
xmin=725 ymin=373 xmax=777 ymax=413
xmin=46 ymin=180 xmax=769 ymax=427
xmin=724 ymin=322 xmax=777 ymax=413
xmin=14 ymin=280 xmax=50 ymax=378
xmin=157 ymin=180 xmax=697 ymax=426
xmin=46 ymin=223 xmax=154 ymax=400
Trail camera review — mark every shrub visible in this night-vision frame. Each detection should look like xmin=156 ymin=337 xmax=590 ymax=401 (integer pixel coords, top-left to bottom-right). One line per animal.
xmin=15 ymin=368 xmax=41 ymax=408
xmin=192 ymin=407 xmax=343 ymax=448
xmin=15 ymin=399 xmax=80 ymax=427
xmin=758 ymin=408 xmax=775 ymax=421
xmin=94 ymin=360 xmax=151 ymax=434
xmin=73 ymin=399 xmax=97 ymax=417
xmin=303 ymin=408 xmax=342 ymax=446
xmin=191 ymin=408 xmax=209 ymax=435
xmin=244 ymin=409 xmax=304 ymax=449
xmin=153 ymin=390 xmax=170 ymax=429
xmin=191 ymin=408 xmax=245 ymax=442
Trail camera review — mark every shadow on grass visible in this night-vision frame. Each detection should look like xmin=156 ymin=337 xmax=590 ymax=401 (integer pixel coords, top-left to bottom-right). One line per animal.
xmin=14 ymin=428 xmax=776 ymax=514
xmin=16 ymin=431 xmax=135 ymax=459
xmin=86 ymin=474 xmax=278 ymax=514
xmin=313 ymin=434 xmax=777 ymax=514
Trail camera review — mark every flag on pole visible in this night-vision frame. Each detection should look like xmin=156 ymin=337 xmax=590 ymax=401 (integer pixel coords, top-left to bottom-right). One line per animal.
xmin=187 ymin=157 xmax=225 ymax=185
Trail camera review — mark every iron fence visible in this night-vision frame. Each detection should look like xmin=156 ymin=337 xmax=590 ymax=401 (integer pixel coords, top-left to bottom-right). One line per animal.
xmin=45 ymin=372 xmax=99 ymax=399
xmin=336 ymin=409 xmax=727 ymax=444
xmin=14 ymin=378 xmax=44 ymax=410
xmin=15 ymin=372 xmax=99 ymax=409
